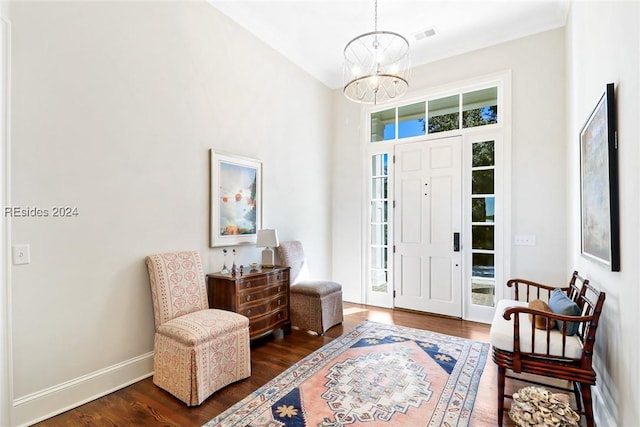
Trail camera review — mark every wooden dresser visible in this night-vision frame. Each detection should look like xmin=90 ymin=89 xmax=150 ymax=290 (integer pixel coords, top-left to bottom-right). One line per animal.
xmin=206 ymin=266 xmax=291 ymax=340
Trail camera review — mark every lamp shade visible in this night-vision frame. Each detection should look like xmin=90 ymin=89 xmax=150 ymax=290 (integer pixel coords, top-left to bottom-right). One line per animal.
xmin=256 ymin=229 xmax=279 ymax=248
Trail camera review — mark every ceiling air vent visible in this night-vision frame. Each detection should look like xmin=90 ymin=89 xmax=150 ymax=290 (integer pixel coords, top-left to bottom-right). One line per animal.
xmin=414 ymin=27 xmax=436 ymax=41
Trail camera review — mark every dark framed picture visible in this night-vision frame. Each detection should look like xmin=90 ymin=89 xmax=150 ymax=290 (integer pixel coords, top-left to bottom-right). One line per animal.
xmin=210 ymin=150 xmax=262 ymax=247
xmin=579 ymin=83 xmax=619 ymax=271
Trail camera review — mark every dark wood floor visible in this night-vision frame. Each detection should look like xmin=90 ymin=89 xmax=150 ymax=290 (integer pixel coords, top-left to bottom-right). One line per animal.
xmin=35 ymin=302 xmax=537 ymax=426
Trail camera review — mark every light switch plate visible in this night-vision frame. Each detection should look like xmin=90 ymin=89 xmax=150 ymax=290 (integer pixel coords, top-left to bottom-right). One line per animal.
xmin=12 ymin=244 xmax=31 ymax=265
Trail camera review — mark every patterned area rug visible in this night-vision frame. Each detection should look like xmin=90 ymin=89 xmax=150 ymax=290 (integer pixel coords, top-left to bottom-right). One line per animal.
xmin=205 ymin=320 xmax=489 ymax=427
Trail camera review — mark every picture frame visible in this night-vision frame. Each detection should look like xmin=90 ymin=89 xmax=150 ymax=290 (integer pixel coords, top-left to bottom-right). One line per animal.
xmin=210 ymin=150 xmax=262 ymax=247
xmin=579 ymin=83 xmax=619 ymax=271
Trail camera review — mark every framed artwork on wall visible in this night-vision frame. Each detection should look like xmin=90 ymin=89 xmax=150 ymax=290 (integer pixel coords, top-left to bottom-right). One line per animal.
xmin=210 ymin=150 xmax=262 ymax=247
xmin=579 ymin=83 xmax=620 ymax=271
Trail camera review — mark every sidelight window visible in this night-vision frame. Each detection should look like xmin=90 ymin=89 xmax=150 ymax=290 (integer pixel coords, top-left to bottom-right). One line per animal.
xmin=370 ymin=153 xmax=389 ymax=292
xmin=471 ymin=140 xmax=496 ymax=307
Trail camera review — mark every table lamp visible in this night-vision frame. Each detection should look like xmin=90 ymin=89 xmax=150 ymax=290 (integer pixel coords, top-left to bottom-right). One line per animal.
xmin=256 ymin=229 xmax=279 ymax=268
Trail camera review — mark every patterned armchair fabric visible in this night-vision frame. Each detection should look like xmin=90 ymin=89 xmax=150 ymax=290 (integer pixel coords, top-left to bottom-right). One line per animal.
xmin=277 ymin=241 xmax=343 ymax=335
xmin=145 ymin=251 xmax=251 ymax=406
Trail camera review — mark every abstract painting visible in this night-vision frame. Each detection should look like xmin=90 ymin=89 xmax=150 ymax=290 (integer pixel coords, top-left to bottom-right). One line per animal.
xmin=210 ymin=150 xmax=262 ymax=247
xmin=580 ymin=83 xmax=619 ymax=271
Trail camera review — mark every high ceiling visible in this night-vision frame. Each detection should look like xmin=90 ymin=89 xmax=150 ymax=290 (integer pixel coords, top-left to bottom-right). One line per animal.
xmin=208 ymin=0 xmax=570 ymax=89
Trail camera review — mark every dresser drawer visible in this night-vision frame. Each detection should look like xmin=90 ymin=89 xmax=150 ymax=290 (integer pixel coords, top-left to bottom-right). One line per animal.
xmin=237 ymin=283 xmax=286 ymax=305
xmin=238 ymin=294 xmax=288 ymax=319
xmin=238 ymin=270 xmax=288 ymax=291
xmin=249 ymin=308 xmax=289 ymax=337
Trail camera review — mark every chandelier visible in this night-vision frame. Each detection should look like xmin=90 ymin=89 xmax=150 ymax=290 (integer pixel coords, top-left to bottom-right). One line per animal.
xmin=343 ymin=0 xmax=410 ymax=105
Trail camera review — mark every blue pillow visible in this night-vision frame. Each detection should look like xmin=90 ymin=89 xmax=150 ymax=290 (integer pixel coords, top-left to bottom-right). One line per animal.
xmin=548 ymin=288 xmax=581 ymax=336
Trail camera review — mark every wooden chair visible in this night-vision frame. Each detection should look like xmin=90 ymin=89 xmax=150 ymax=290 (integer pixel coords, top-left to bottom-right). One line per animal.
xmin=489 ymin=271 xmax=605 ymax=427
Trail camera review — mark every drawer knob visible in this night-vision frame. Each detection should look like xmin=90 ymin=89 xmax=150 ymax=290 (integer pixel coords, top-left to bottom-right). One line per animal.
xmin=277 ymin=299 xmax=281 ymax=305
xmin=277 ymin=286 xmax=282 ymax=292
xmin=246 ymin=295 xmax=252 ymax=302
xmin=277 ymin=313 xmax=282 ymax=320
xmin=247 ymin=309 xmax=252 ymax=316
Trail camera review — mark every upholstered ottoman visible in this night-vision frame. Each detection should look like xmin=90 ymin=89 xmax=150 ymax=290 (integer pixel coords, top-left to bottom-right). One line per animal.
xmin=290 ymin=280 xmax=343 ymax=335
xmin=278 ymin=241 xmax=344 ymax=335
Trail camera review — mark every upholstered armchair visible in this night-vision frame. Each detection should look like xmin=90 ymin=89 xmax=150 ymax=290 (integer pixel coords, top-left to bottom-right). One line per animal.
xmin=277 ymin=241 xmax=343 ymax=335
xmin=145 ymin=251 xmax=251 ymax=406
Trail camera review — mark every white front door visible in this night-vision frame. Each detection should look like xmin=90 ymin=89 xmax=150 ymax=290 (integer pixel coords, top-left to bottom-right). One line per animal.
xmin=394 ymin=136 xmax=462 ymax=317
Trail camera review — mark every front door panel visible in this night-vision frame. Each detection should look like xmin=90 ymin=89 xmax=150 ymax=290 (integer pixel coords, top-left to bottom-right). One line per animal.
xmin=394 ymin=136 xmax=462 ymax=317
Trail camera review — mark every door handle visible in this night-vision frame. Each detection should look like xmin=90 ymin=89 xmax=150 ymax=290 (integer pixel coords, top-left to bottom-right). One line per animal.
xmin=453 ymin=232 xmax=460 ymax=252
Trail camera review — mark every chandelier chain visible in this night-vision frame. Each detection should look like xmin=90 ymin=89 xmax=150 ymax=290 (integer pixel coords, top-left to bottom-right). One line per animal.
xmin=374 ymin=0 xmax=378 ymax=32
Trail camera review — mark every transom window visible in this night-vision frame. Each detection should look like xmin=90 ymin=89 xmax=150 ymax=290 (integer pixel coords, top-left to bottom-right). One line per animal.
xmin=370 ymin=86 xmax=498 ymax=142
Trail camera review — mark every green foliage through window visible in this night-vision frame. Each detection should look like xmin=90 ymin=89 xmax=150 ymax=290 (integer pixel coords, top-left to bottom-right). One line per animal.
xmin=464 ymin=106 xmax=498 ymax=128
xmin=428 ymin=113 xmax=459 ymax=133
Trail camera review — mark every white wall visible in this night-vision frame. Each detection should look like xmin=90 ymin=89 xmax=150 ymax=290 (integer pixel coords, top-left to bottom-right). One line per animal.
xmin=565 ymin=3 xmax=640 ymax=426
xmin=330 ymin=92 xmax=365 ymax=303
xmin=332 ymin=28 xmax=568 ymax=303
xmin=8 ymin=1 xmax=331 ymax=424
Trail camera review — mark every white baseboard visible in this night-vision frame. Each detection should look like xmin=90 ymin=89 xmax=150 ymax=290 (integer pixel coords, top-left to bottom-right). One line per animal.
xmin=11 ymin=352 xmax=153 ymax=426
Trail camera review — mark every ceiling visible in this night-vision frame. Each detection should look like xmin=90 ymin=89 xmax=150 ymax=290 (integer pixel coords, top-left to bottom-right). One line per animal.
xmin=208 ymin=0 xmax=570 ymax=90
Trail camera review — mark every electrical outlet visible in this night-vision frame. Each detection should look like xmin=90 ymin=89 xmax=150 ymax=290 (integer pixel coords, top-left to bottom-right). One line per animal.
xmin=12 ymin=244 xmax=31 ymax=265
xmin=514 ymin=235 xmax=536 ymax=246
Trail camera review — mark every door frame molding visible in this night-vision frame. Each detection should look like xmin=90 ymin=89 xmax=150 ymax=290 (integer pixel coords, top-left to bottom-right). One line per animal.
xmin=362 ymin=70 xmax=512 ymax=323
